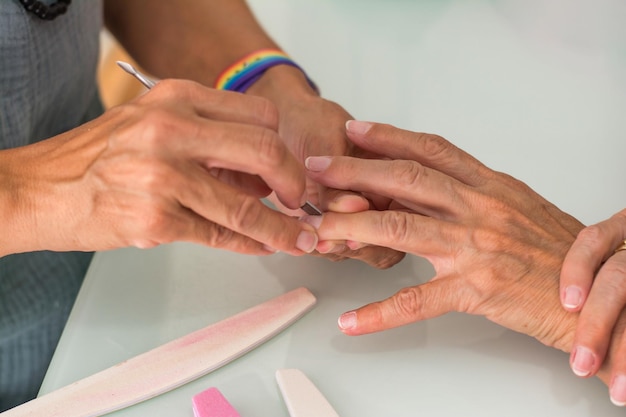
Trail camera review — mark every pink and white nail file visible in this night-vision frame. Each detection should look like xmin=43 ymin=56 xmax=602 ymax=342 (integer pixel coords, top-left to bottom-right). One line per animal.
xmin=192 ymin=387 xmax=241 ymax=417
xmin=1 ymin=288 xmax=316 ymax=417
xmin=276 ymin=369 xmax=340 ymax=417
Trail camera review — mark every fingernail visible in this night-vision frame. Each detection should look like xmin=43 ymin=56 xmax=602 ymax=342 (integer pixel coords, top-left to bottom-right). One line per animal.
xmin=338 ymin=311 xmax=357 ymax=331
xmin=305 ymin=156 xmax=331 ymax=172
xmin=610 ymin=374 xmax=626 ymax=406
xmin=300 ymin=215 xmax=323 ymax=229
xmin=262 ymin=245 xmax=279 ymax=254
xmin=320 ymin=243 xmax=347 ymax=254
xmin=327 ymin=194 xmax=368 ymax=213
xmin=347 ymin=240 xmax=366 ymax=251
xmin=346 ymin=120 xmax=373 ymax=135
xmin=571 ymin=346 xmax=595 ymax=377
xmin=563 ymin=286 xmax=583 ymax=309
xmin=296 ymin=230 xmax=318 ymax=253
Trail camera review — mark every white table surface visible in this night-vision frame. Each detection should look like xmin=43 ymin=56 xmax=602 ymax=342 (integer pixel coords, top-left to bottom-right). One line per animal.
xmin=40 ymin=0 xmax=626 ymax=416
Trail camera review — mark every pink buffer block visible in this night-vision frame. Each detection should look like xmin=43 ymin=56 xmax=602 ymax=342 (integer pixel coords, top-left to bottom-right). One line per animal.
xmin=192 ymin=388 xmax=241 ymax=417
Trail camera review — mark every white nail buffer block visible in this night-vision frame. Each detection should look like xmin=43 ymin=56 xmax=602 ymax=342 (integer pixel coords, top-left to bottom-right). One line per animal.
xmin=1 ymin=288 xmax=316 ymax=417
xmin=276 ymin=369 xmax=340 ymax=417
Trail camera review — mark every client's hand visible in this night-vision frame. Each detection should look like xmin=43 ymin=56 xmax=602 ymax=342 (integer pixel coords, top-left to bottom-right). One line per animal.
xmin=302 ymin=120 xmax=626 ymax=405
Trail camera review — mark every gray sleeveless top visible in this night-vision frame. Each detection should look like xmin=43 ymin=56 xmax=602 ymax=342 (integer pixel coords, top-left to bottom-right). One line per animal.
xmin=0 ymin=0 xmax=103 ymax=410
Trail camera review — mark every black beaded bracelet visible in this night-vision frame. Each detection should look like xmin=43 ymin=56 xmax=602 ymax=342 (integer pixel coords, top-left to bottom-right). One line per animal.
xmin=17 ymin=0 xmax=71 ymax=20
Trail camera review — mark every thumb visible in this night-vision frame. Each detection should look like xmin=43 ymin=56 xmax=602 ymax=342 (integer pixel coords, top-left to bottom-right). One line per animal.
xmin=338 ymin=278 xmax=457 ymax=335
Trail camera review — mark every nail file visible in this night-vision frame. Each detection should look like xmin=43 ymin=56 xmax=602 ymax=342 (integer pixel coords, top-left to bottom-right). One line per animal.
xmin=1 ymin=288 xmax=316 ymax=417
xmin=276 ymin=369 xmax=340 ymax=417
xmin=116 ymin=60 xmax=323 ymax=217
xmin=192 ymin=387 xmax=241 ymax=417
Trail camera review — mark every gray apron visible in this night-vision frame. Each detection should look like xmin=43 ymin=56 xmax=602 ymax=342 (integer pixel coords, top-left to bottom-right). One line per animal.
xmin=0 ymin=0 xmax=103 ymax=410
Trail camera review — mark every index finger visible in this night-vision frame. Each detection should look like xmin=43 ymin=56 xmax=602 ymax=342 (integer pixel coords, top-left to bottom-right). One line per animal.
xmin=345 ymin=121 xmax=488 ymax=186
xmin=305 ymin=155 xmax=469 ymax=220
xmin=145 ymin=80 xmax=279 ymax=130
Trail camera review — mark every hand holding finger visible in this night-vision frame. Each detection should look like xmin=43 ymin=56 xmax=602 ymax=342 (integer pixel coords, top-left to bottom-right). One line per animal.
xmin=7 ymin=80 xmax=318 ymax=256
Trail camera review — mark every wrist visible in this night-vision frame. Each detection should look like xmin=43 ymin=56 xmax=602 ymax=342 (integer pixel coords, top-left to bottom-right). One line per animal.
xmin=246 ymin=64 xmax=319 ymax=108
xmin=214 ymin=49 xmax=319 ymax=108
xmin=0 ymin=149 xmax=34 ymax=257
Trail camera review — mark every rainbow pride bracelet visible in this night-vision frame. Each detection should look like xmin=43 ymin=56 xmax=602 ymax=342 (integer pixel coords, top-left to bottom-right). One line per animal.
xmin=214 ymin=49 xmax=318 ymax=93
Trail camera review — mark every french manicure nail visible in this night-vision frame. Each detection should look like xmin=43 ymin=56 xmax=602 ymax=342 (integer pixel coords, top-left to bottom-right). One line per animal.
xmin=571 ymin=346 xmax=595 ymax=377
xmin=300 ymin=215 xmax=323 ymax=229
xmin=563 ymin=286 xmax=583 ymax=309
xmin=305 ymin=156 xmax=332 ymax=172
xmin=262 ymin=244 xmax=279 ymax=254
xmin=610 ymin=374 xmax=626 ymax=406
xmin=296 ymin=230 xmax=318 ymax=253
xmin=326 ymin=244 xmax=348 ymax=254
xmin=347 ymin=240 xmax=366 ymax=251
xmin=346 ymin=120 xmax=373 ymax=135
xmin=338 ymin=311 xmax=357 ymax=331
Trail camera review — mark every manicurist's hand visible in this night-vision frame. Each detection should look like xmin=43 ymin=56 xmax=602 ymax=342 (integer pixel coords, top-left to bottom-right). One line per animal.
xmin=0 ymin=80 xmax=318 ymax=258
xmin=302 ymin=120 xmax=626 ymax=404
xmin=560 ymin=209 xmax=626 ymax=390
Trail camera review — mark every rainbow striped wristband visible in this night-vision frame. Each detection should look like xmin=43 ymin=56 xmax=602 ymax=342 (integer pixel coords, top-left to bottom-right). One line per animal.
xmin=214 ymin=49 xmax=318 ymax=94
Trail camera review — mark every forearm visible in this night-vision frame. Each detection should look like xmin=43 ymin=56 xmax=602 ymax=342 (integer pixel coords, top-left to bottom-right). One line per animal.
xmin=103 ymin=0 xmax=279 ymax=85
xmin=103 ymin=0 xmax=319 ymax=110
xmin=0 ymin=149 xmax=42 ymax=257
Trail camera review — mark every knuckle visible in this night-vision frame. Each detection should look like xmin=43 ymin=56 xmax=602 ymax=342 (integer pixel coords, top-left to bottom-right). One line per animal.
xmin=255 ymin=129 xmax=287 ymax=168
xmin=127 ymin=109 xmax=180 ymax=148
xmin=206 ymin=223 xmax=238 ymax=248
xmin=136 ymin=204 xmax=170 ymax=239
xmin=378 ymin=211 xmax=412 ymax=244
xmin=388 ymin=160 xmax=425 ymax=187
xmin=420 ymin=133 xmax=454 ymax=159
xmin=576 ymin=225 xmax=605 ymax=247
xmin=255 ymin=97 xmax=279 ymax=129
xmin=139 ymin=161 xmax=174 ymax=192
xmin=392 ymin=287 xmax=423 ymax=320
xmin=226 ymin=196 xmax=264 ymax=232
xmin=149 ymin=78 xmax=181 ymax=99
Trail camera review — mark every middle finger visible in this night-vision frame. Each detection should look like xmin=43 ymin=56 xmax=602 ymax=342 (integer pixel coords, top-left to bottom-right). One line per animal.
xmin=305 ymin=155 xmax=470 ymax=220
